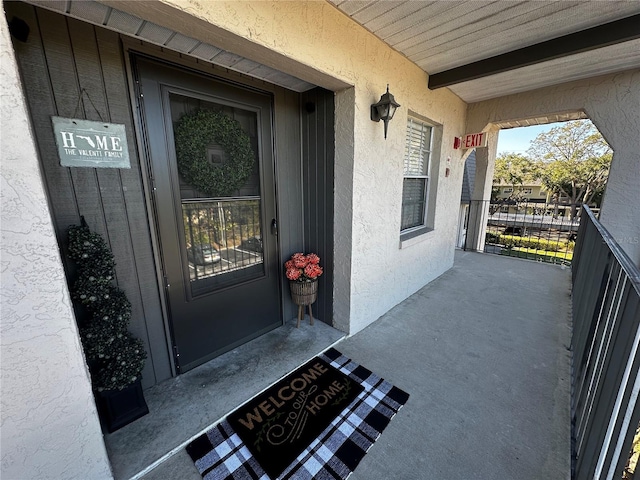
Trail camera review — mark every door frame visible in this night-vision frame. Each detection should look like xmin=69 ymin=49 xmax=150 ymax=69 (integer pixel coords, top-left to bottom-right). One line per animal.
xmin=125 ymin=48 xmax=286 ymax=376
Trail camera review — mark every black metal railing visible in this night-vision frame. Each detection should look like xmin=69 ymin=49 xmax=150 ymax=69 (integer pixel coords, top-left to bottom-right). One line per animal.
xmin=182 ymin=199 xmax=264 ymax=283
xmin=571 ymin=206 xmax=640 ymax=479
xmin=470 ymin=200 xmax=582 ymax=265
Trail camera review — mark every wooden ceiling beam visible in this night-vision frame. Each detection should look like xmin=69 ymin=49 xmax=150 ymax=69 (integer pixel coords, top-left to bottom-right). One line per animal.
xmin=428 ymin=14 xmax=640 ymax=90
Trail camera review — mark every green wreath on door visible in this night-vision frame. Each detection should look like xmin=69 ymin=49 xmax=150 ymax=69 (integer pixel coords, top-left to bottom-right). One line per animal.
xmin=174 ymin=109 xmax=255 ymax=197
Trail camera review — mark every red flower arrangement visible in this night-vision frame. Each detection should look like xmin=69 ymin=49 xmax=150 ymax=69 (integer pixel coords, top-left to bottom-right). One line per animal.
xmin=285 ymin=252 xmax=323 ymax=283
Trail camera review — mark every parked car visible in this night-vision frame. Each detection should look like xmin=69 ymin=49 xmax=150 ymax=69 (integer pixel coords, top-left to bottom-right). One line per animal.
xmin=239 ymin=236 xmax=263 ymax=253
xmin=187 ymin=245 xmax=221 ymax=264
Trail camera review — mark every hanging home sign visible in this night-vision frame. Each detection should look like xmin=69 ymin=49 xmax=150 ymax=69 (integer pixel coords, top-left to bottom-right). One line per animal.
xmin=52 ymin=116 xmax=130 ymax=168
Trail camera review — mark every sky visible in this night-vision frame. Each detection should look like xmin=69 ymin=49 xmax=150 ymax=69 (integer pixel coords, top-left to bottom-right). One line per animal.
xmin=496 ymin=123 xmax=561 ymax=156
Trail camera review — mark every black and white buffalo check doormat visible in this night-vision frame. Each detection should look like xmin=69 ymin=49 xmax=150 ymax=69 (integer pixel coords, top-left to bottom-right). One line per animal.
xmin=186 ymin=348 xmax=409 ymax=480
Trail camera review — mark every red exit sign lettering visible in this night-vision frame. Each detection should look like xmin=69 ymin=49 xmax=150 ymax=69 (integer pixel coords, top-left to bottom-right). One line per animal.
xmin=459 ymin=132 xmax=487 ymax=149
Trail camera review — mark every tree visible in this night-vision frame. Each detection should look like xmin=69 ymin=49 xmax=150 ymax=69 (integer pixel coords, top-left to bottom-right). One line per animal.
xmin=527 ymin=120 xmax=612 ymax=219
xmin=493 ymin=152 xmax=539 ymax=187
xmin=539 ymin=154 xmax=611 ymax=216
xmin=491 ymin=153 xmax=539 ymax=211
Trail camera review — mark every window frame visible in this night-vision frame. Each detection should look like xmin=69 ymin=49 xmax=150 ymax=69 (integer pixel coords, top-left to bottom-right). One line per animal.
xmin=400 ymin=117 xmax=434 ymax=237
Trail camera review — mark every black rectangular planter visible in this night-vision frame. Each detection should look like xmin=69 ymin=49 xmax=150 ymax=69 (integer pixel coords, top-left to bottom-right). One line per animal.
xmin=95 ymin=379 xmax=149 ymax=433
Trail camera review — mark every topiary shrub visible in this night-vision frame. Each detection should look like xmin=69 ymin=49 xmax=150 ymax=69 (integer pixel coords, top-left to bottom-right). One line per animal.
xmin=67 ymin=223 xmax=146 ymax=392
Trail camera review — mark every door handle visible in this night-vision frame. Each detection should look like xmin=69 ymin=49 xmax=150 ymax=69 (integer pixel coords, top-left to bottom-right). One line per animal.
xmin=271 ymin=218 xmax=278 ymax=236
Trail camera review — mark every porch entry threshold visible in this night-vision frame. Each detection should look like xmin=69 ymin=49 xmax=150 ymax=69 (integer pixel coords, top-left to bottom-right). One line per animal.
xmin=104 ymin=317 xmax=346 ymax=480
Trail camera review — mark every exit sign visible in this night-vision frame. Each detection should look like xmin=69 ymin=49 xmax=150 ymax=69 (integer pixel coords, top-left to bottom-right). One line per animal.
xmin=455 ymin=132 xmax=488 ymax=149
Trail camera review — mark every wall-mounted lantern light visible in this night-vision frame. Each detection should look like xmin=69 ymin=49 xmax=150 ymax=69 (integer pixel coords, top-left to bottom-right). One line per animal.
xmin=370 ymin=85 xmax=400 ymax=139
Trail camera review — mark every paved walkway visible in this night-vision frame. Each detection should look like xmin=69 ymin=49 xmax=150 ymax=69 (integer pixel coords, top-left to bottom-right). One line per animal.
xmin=340 ymin=251 xmax=572 ymax=479
xmin=140 ymin=251 xmax=572 ymax=479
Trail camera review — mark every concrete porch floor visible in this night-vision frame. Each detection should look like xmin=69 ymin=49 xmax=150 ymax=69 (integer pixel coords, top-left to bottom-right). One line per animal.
xmin=116 ymin=251 xmax=572 ymax=479
xmin=106 ymin=317 xmax=346 ymax=479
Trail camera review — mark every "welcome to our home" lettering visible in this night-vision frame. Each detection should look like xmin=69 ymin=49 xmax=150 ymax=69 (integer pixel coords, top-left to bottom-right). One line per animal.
xmin=226 ymin=356 xmax=364 ymax=478
xmin=237 ymin=361 xmax=348 ymax=431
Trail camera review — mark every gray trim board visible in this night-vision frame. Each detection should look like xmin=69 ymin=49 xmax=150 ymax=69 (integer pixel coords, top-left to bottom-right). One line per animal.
xmin=302 ymin=88 xmax=335 ymax=326
xmin=273 ymin=87 xmax=304 ymax=323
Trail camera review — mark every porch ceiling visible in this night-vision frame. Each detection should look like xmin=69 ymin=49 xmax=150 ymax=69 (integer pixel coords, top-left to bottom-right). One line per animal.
xmin=21 ymin=0 xmax=317 ymax=92
xmin=328 ymin=0 xmax=640 ymax=103
xmin=17 ymin=0 xmax=640 ymax=103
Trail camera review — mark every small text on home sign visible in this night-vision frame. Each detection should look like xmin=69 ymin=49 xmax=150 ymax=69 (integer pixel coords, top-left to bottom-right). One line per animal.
xmin=52 ymin=116 xmax=130 ymax=168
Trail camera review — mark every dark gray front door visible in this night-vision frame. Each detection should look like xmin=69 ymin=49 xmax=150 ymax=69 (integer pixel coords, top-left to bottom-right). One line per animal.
xmin=136 ymin=57 xmax=281 ymax=372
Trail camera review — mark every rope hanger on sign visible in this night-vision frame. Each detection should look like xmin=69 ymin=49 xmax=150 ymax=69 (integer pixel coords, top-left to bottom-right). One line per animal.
xmin=72 ymin=88 xmax=105 ymax=122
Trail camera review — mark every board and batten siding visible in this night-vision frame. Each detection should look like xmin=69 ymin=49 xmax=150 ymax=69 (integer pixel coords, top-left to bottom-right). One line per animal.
xmin=273 ymin=86 xmax=305 ymax=323
xmin=6 ymin=2 xmax=169 ymax=388
xmin=301 ymin=88 xmax=335 ymax=325
xmin=7 ymin=2 xmax=319 ymax=386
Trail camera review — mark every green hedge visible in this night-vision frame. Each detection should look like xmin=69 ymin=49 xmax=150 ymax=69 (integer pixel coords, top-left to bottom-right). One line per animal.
xmin=486 ymin=233 xmax=574 ymax=252
xmin=500 ymin=247 xmax=573 ymax=265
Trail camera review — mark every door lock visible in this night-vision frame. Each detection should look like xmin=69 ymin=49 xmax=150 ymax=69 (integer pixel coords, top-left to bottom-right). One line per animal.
xmin=271 ymin=218 xmax=278 ymax=236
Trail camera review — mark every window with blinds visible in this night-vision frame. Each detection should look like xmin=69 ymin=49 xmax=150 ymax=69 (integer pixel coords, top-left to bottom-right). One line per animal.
xmin=401 ymin=118 xmax=432 ymax=232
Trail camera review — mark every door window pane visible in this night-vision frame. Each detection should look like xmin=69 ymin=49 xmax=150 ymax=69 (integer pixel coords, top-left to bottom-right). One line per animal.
xmin=183 ymin=199 xmax=263 ymax=296
xmin=170 ymin=93 xmax=265 ymax=298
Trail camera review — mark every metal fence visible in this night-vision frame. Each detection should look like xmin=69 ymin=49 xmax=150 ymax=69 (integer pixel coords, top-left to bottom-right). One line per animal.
xmin=473 ymin=200 xmax=581 ymax=265
xmin=182 ymin=198 xmax=263 ymax=283
xmin=571 ymin=206 xmax=640 ymax=479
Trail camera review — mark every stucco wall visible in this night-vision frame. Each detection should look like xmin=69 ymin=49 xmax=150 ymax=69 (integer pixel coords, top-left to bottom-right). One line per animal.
xmin=467 ymin=70 xmax=640 ymax=266
xmin=0 ymin=15 xmax=112 ymax=480
xmin=107 ymin=0 xmax=468 ymax=333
